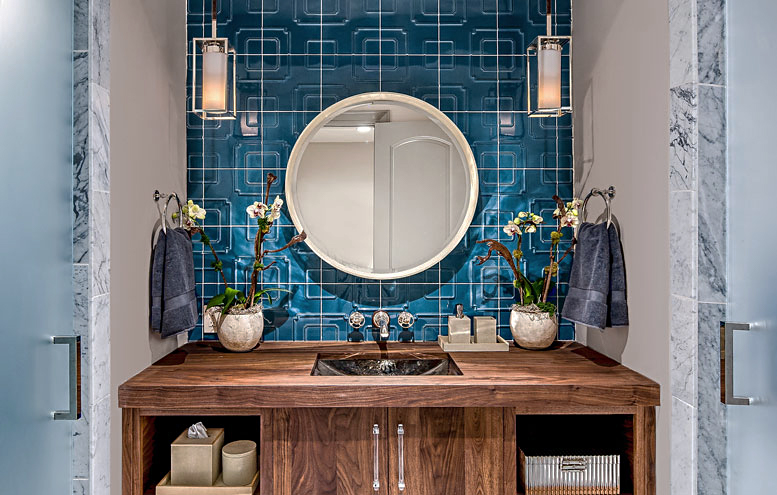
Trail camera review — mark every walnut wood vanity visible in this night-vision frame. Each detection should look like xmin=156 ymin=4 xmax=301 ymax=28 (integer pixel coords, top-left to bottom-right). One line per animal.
xmin=119 ymin=342 xmax=659 ymax=495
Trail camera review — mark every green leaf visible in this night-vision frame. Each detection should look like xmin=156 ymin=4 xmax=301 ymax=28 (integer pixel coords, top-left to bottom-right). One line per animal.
xmin=206 ymin=293 xmax=226 ymax=309
xmin=221 ymin=287 xmax=246 ymax=314
xmin=521 ymin=279 xmax=537 ymax=305
xmin=253 ymin=288 xmax=291 ymax=306
xmin=200 ymin=232 xmax=211 ymax=245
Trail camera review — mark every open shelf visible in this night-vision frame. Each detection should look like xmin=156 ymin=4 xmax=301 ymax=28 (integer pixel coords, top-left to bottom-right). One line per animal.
xmin=515 ymin=414 xmax=634 ymax=495
xmin=138 ymin=415 xmax=261 ymax=495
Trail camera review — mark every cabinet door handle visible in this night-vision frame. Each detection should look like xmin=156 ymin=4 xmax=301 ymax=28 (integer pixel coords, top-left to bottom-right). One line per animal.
xmin=720 ymin=321 xmax=753 ymax=405
xmin=51 ymin=336 xmax=81 ymax=420
xmin=397 ymin=424 xmax=405 ymax=491
xmin=373 ymin=424 xmax=380 ymax=491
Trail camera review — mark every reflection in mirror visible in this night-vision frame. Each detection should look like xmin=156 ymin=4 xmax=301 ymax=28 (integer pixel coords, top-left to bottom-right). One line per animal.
xmin=287 ymin=93 xmax=478 ymax=280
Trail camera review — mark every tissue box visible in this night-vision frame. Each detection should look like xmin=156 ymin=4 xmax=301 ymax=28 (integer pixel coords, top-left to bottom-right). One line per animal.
xmin=171 ymin=427 xmax=224 ymax=486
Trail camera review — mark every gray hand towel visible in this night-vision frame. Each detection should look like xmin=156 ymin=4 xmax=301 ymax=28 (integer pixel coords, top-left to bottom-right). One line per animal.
xmin=150 ymin=227 xmax=198 ymax=337
xmin=606 ymin=223 xmax=629 ymax=327
xmin=150 ymin=229 xmax=166 ymax=331
xmin=561 ymin=222 xmax=611 ymax=330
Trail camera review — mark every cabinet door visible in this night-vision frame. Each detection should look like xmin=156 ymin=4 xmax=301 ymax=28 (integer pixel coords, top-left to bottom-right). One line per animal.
xmin=387 ymin=408 xmax=505 ymax=495
xmin=266 ymin=408 xmax=388 ymax=495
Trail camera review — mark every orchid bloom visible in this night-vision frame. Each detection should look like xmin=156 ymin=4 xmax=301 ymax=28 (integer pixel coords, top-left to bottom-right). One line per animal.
xmin=514 ymin=211 xmax=543 ymax=234
xmin=559 ymin=211 xmax=580 ymax=228
xmin=186 ymin=200 xmax=207 ymax=220
xmin=267 ymin=196 xmax=283 ymax=221
xmin=246 ymin=201 xmax=267 ymax=219
xmin=503 ymin=223 xmax=521 ymax=237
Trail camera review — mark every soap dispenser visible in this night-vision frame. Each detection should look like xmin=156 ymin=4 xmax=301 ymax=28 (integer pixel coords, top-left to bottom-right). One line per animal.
xmin=447 ymin=304 xmax=471 ymax=343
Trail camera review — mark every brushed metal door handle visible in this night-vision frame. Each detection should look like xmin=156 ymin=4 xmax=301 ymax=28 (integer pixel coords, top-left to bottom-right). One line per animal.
xmin=720 ymin=322 xmax=753 ymax=405
xmin=372 ymin=424 xmax=380 ymax=491
xmin=397 ymin=424 xmax=405 ymax=491
xmin=52 ymin=336 xmax=81 ymax=420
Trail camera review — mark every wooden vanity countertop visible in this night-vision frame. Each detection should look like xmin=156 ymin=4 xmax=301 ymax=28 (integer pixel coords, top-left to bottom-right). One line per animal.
xmin=118 ymin=341 xmax=659 ymax=410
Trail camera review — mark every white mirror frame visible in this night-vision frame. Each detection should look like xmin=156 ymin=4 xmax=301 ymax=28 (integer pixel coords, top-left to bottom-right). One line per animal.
xmin=286 ymin=92 xmax=479 ymax=280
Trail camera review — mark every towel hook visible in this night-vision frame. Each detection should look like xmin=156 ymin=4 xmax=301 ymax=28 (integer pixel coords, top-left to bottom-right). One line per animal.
xmin=581 ymin=186 xmax=616 ymax=227
xmin=154 ymin=190 xmax=183 ymax=234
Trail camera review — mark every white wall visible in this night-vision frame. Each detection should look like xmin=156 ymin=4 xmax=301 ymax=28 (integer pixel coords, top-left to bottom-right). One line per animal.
xmin=110 ymin=1 xmax=187 ymax=494
xmin=572 ymin=1 xmax=671 ymax=493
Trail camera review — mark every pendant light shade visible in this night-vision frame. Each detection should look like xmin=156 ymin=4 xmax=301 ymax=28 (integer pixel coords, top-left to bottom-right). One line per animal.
xmin=192 ymin=0 xmax=236 ymax=120
xmin=526 ymin=0 xmax=571 ymax=117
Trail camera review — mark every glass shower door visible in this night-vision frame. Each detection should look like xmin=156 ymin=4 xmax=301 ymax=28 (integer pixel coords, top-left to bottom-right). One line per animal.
xmin=727 ymin=0 xmax=777 ymax=492
xmin=0 ymin=0 xmax=75 ymax=492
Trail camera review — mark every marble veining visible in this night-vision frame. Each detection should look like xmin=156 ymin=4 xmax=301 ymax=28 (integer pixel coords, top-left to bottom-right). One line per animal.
xmin=72 ymin=2 xmax=112 ymax=494
xmin=670 ymin=85 xmax=698 ymax=191
xmin=89 ymin=395 xmax=111 ymax=495
xmin=73 ymin=52 xmax=90 ymax=264
xmin=668 ymin=0 xmax=728 ymax=493
xmin=697 ymin=0 xmax=726 ymax=85
xmin=669 ymin=191 xmax=697 ymax=298
xmin=697 ymin=86 xmax=726 ymax=303
xmin=90 ymin=293 xmax=110 ymax=404
xmin=697 ymin=302 xmax=727 ymax=495
xmin=73 ymin=0 xmax=88 ymax=51
xmin=73 ymin=478 xmax=88 ymax=495
xmin=89 ymin=83 xmax=110 ymax=193
xmin=72 ymin=264 xmax=90 ymax=479
xmin=671 ymin=397 xmax=696 ymax=495
xmin=669 ymin=0 xmax=696 ymax=88
xmin=89 ymin=0 xmax=110 ymax=90
xmin=90 ymin=192 xmax=110 ymax=297
xmin=671 ymin=295 xmax=697 ymax=406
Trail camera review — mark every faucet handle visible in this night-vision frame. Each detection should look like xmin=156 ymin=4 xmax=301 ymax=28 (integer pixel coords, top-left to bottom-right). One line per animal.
xmin=397 ymin=311 xmax=415 ymax=329
xmin=348 ymin=311 xmax=366 ymax=342
xmin=348 ymin=311 xmax=366 ymax=329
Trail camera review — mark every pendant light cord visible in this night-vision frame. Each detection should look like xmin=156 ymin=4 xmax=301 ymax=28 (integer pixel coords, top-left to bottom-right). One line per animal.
xmin=211 ymin=0 xmax=218 ymax=38
xmin=546 ymin=0 xmax=552 ymax=36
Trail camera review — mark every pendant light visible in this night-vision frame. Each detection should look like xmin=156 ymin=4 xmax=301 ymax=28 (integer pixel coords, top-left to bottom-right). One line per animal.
xmin=192 ymin=0 xmax=236 ymax=120
xmin=526 ymin=0 xmax=572 ymax=117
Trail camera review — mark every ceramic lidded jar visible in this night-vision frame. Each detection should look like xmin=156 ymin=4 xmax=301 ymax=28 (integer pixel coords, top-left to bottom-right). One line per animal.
xmin=206 ymin=306 xmax=264 ymax=352
xmin=509 ymin=304 xmax=558 ymax=350
xmin=222 ymin=440 xmax=258 ymax=486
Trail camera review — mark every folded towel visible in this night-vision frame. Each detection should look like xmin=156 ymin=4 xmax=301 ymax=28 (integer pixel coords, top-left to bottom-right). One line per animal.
xmin=149 ymin=229 xmax=166 ymax=331
xmin=561 ymin=222 xmax=611 ymax=329
xmin=150 ymin=227 xmax=198 ymax=337
xmin=606 ymin=223 xmax=629 ymax=327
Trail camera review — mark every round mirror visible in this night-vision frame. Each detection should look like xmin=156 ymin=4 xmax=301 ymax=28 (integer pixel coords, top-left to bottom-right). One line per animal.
xmin=286 ymin=93 xmax=479 ymax=280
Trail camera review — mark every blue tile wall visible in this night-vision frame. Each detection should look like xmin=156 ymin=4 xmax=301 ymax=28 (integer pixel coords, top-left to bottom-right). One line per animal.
xmin=187 ymin=0 xmax=574 ymax=342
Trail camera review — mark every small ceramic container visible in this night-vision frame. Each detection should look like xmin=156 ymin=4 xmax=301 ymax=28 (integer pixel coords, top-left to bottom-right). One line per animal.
xmin=222 ymin=440 xmax=258 ymax=486
xmin=473 ymin=316 xmax=497 ymax=343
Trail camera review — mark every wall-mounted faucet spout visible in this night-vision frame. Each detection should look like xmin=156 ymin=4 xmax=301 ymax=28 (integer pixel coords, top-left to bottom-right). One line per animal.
xmin=372 ymin=310 xmax=390 ymax=340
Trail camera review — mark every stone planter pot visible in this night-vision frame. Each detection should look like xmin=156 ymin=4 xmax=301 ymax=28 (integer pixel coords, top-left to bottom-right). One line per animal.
xmin=206 ymin=306 xmax=264 ymax=352
xmin=509 ymin=305 xmax=558 ymax=350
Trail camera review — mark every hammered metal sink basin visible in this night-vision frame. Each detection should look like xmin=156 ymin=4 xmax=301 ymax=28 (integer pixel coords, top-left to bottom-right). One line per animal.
xmin=312 ymin=352 xmax=462 ymax=376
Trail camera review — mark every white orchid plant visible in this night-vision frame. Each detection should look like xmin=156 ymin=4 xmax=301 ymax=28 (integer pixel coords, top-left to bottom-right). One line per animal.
xmin=176 ymin=173 xmax=306 ymax=315
xmin=475 ymin=195 xmax=580 ymax=315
